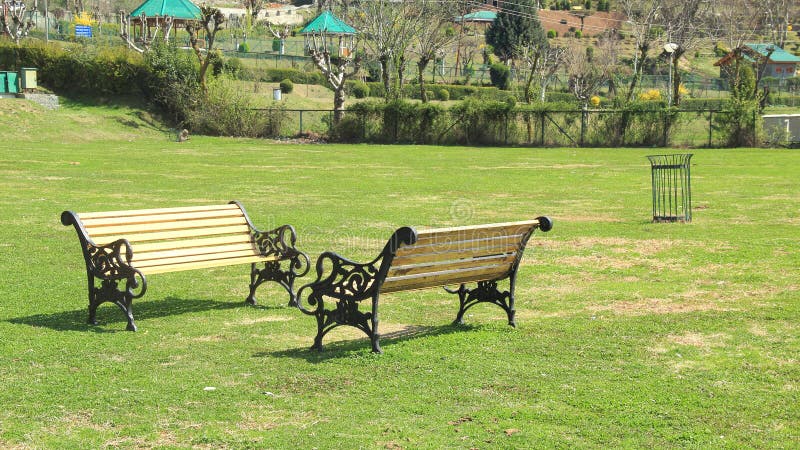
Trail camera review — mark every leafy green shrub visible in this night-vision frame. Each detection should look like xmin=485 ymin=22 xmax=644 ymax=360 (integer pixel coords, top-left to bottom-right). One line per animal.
xmin=575 ymin=30 xmax=583 ymax=38
xmin=238 ymin=42 xmax=250 ymax=53
xmin=280 ymin=78 xmax=294 ymax=94
xmin=258 ymin=68 xmax=323 ymax=84
xmin=436 ymin=88 xmax=450 ymax=101
xmin=547 ymin=29 xmax=557 ymax=38
xmin=349 ymin=80 xmax=369 ymax=98
xmin=223 ymin=57 xmax=244 ymax=77
xmin=489 ymin=63 xmax=511 ymax=90
xmin=272 ymin=39 xmax=281 ymax=52
xmin=187 ymin=77 xmax=287 ymax=137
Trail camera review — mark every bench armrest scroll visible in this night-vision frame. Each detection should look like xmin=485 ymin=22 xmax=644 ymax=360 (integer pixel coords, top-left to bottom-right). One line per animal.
xmin=297 ymin=227 xmax=417 ymax=312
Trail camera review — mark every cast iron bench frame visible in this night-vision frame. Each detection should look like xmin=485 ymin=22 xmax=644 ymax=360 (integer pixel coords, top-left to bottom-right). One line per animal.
xmin=61 ymin=201 xmax=309 ymax=331
xmin=297 ymin=217 xmax=552 ymax=353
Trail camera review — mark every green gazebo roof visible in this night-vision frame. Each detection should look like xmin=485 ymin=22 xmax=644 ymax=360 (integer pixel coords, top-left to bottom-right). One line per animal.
xmin=455 ymin=10 xmax=497 ymax=23
xmin=300 ymin=11 xmax=356 ymax=35
xmin=130 ymin=0 xmax=201 ymax=20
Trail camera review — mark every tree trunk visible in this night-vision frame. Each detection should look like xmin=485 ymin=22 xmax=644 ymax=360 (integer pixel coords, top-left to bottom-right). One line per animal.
xmin=380 ymin=56 xmax=391 ymax=100
xmin=333 ymin=85 xmax=346 ymax=124
xmin=418 ymin=58 xmax=430 ymax=103
xmin=672 ymin=52 xmax=683 ymax=106
xmin=626 ymin=45 xmax=649 ymax=103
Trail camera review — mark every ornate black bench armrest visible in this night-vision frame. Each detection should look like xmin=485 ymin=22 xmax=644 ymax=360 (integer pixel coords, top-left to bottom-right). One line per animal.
xmin=296 ymin=227 xmax=417 ymax=352
xmin=253 ymin=224 xmax=311 ymax=278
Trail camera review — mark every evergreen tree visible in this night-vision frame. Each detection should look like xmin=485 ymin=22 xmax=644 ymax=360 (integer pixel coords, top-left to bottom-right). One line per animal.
xmin=485 ymin=0 xmax=546 ymax=64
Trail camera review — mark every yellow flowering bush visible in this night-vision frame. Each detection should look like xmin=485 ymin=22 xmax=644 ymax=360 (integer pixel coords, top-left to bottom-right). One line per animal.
xmin=590 ymin=95 xmax=601 ymax=107
xmin=638 ymin=89 xmax=662 ymax=101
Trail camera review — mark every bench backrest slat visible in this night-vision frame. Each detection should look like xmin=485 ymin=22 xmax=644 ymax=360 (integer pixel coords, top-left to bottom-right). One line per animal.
xmin=76 ymin=204 xmax=242 ymax=220
xmin=381 ymin=220 xmax=540 ymax=293
xmin=98 ymin=225 xmax=253 ymax=245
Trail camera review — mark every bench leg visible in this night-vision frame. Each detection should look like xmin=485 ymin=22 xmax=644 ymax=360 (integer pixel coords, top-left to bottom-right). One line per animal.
xmin=305 ymin=294 xmax=382 ymax=353
xmin=88 ymin=276 xmax=138 ymax=331
xmin=247 ymin=260 xmax=304 ymax=307
xmin=449 ymin=279 xmax=515 ymax=327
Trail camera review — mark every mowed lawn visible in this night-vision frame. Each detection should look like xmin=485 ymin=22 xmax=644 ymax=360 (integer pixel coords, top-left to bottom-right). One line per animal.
xmin=0 ymin=99 xmax=798 ymax=448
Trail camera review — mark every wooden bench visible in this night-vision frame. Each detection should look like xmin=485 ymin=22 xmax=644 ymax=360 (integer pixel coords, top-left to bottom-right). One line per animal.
xmin=296 ymin=217 xmax=552 ymax=353
xmin=61 ymin=201 xmax=309 ymax=331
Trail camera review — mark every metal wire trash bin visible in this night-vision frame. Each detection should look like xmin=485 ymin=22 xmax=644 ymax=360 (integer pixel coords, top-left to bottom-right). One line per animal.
xmin=647 ymin=154 xmax=693 ymax=223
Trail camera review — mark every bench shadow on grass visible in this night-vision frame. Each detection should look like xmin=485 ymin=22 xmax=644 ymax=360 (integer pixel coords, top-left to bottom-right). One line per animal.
xmin=8 ymin=297 xmax=286 ymax=332
xmin=261 ymin=323 xmax=479 ymax=361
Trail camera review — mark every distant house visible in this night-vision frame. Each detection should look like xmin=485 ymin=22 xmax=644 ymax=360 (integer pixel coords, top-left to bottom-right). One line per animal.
xmin=454 ymin=10 xmax=496 ymax=32
xmin=714 ymin=44 xmax=800 ymax=79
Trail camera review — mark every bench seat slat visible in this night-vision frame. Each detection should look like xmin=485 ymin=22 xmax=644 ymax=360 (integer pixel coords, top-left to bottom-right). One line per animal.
xmin=76 ymin=204 xmax=241 ymax=220
xmin=387 ymin=253 xmax=517 ymax=278
xmin=414 ymin=222 xmax=536 ymax=245
xmin=80 ymin=208 xmax=245 ymax=227
xmin=381 ymin=264 xmax=511 ymax=293
xmin=133 ymin=249 xmax=269 ymax=269
xmin=133 ymin=242 xmax=259 ymax=263
xmin=139 ymin=255 xmax=272 ymax=275
xmin=84 ymin=217 xmax=248 ymax=237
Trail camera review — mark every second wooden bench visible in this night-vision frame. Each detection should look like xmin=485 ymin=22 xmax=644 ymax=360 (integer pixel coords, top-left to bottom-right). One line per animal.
xmin=296 ymin=217 xmax=552 ymax=353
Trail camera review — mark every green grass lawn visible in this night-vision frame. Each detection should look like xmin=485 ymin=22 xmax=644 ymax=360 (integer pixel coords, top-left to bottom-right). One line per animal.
xmin=0 ymin=99 xmax=798 ymax=448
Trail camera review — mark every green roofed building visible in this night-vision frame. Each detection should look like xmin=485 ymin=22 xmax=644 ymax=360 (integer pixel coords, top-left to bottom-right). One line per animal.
xmin=715 ymin=44 xmax=800 ymax=79
xmin=300 ymin=10 xmax=356 ymax=35
xmin=130 ymin=0 xmax=201 ymax=20
xmin=454 ymin=10 xmax=497 ymax=23
xmin=454 ymin=10 xmax=496 ymax=32
xmin=300 ymin=11 xmax=357 ymax=58
xmin=122 ymin=0 xmax=201 ymax=49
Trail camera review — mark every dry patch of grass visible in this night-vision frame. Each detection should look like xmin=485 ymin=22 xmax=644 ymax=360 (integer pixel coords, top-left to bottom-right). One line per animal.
xmin=587 ymin=297 xmax=732 ymax=316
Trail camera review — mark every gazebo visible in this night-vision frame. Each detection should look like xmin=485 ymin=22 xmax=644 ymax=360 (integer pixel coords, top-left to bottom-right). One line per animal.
xmin=120 ymin=0 xmax=202 ymax=51
xmin=299 ymin=10 xmax=356 ymax=58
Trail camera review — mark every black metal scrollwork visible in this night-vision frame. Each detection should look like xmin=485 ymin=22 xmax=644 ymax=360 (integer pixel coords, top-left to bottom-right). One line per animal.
xmin=446 ymin=279 xmax=516 ymax=327
xmin=297 ymin=227 xmax=417 ymax=353
xmin=245 ymin=224 xmax=311 ymax=307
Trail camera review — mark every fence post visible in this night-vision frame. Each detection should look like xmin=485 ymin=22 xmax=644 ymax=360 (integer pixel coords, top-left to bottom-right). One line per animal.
xmin=299 ymin=110 xmax=304 ymax=134
xmin=708 ymin=110 xmax=713 ymax=147
xmin=540 ymin=112 xmax=545 ymax=145
xmin=580 ymin=106 xmax=587 ymax=146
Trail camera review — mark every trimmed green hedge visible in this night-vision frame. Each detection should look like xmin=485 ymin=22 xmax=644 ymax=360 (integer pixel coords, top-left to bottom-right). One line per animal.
xmin=0 ymin=41 xmax=147 ymax=95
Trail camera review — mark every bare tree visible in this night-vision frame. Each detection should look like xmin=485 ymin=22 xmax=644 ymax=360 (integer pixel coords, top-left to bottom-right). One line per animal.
xmin=708 ymin=0 xmax=761 ymax=51
xmin=535 ymin=47 xmax=567 ymax=103
xmin=761 ymin=0 xmax=792 ymax=48
xmin=410 ymin=0 xmax=460 ymax=102
xmin=660 ymin=0 xmax=713 ymax=106
xmin=306 ymin=30 xmax=361 ymax=124
xmin=346 ymin=0 xmax=422 ymax=99
xmin=267 ymin=21 xmax=291 ymax=55
xmin=186 ymin=6 xmax=226 ymax=94
xmin=567 ymin=38 xmax=618 ymax=109
xmin=1 ymin=0 xmax=37 ymax=44
xmin=241 ymin=0 xmax=263 ymax=25
xmin=619 ymin=0 xmax=662 ymax=102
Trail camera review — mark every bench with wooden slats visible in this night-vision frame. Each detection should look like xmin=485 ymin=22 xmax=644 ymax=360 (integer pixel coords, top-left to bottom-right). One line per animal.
xmin=61 ymin=201 xmax=309 ymax=331
xmin=296 ymin=217 xmax=552 ymax=353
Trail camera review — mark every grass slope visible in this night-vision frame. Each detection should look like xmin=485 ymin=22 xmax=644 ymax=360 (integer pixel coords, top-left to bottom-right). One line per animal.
xmin=0 ymin=99 xmax=797 ymax=448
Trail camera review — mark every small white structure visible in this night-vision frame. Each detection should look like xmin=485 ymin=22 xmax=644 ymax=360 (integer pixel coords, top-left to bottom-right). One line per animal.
xmin=762 ymin=114 xmax=800 ymax=143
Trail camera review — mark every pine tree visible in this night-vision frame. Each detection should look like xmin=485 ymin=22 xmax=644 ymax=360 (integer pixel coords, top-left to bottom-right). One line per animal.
xmin=485 ymin=0 xmax=546 ymax=64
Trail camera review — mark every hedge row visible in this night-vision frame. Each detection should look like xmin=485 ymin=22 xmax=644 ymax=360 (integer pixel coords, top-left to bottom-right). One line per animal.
xmin=0 ymin=41 xmax=147 ymax=96
xmin=331 ymin=99 xmax=677 ymax=146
